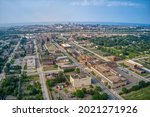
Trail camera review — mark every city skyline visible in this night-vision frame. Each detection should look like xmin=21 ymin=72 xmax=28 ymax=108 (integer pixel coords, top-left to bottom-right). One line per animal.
xmin=0 ymin=0 xmax=150 ymax=25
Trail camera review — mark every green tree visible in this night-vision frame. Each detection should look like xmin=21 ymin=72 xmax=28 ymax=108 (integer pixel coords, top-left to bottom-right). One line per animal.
xmin=122 ymin=87 xmax=129 ymax=94
xmin=95 ymin=86 xmax=102 ymax=92
xmin=0 ymin=87 xmax=7 ymax=100
xmin=139 ymin=81 xmax=147 ymax=88
xmin=75 ymin=68 xmax=80 ymax=73
xmin=75 ymin=90 xmax=85 ymax=98
xmin=92 ymin=92 xmax=108 ymax=100
xmin=82 ymin=88 xmax=87 ymax=94
xmin=130 ymin=85 xmax=140 ymax=91
xmin=87 ymin=89 xmax=94 ymax=95
xmin=46 ymin=80 xmax=55 ymax=87
xmin=101 ymin=93 xmax=108 ymax=100
xmin=4 ymin=67 xmax=9 ymax=74
xmin=92 ymin=93 xmax=101 ymax=100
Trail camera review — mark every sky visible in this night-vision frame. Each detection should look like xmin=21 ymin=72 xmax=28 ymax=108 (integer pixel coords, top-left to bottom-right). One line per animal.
xmin=0 ymin=0 xmax=150 ymax=24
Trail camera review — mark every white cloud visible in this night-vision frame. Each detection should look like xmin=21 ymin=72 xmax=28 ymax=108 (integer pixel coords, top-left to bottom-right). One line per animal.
xmin=71 ymin=0 xmax=143 ymax=7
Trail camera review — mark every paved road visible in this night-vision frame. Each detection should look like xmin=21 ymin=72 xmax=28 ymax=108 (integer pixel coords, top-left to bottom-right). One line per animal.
xmin=143 ymin=67 xmax=150 ymax=73
xmin=117 ymin=65 xmax=149 ymax=82
xmin=92 ymin=76 xmax=123 ymax=100
xmin=115 ymin=67 xmax=140 ymax=82
xmin=27 ymin=69 xmax=64 ymax=76
xmin=72 ymin=41 xmax=110 ymax=62
xmin=2 ymin=40 xmax=21 ymax=73
xmin=71 ymin=41 xmax=150 ymax=96
xmin=0 ymin=40 xmax=21 ymax=81
xmin=55 ymin=43 xmax=122 ymax=100
xmin=34 ymin=39 xmax=50 ymax=100
xmin=117 ymin=56 xmax=150 ymax=64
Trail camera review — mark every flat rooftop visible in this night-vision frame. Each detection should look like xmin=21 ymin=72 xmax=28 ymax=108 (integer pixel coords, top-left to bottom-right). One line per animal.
xmin=126 ymin=60 xmax=143 ymax=67
xmin=71 ymin=73 xmax=89 ymax=79
xmin=93 ymin=64 xmax=126 ymax=83
xmin=61 ymin=44 xmax=71 ymax=47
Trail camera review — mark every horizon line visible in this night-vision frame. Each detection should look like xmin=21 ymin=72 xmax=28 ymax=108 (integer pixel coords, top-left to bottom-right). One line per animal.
xmin=0 ymin=21 xmax=150 ymax=27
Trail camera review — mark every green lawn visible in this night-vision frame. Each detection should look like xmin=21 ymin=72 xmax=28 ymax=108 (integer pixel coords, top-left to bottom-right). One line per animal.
xmin=28 ymin=75 xmax=39 ymax=81
xmin=122 ymin=86 xmax=150 ymax=100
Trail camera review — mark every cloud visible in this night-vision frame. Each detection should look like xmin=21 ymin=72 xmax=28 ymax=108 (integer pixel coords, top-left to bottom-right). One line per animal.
xmin=71 ymin=0 xmax=143 ymax=7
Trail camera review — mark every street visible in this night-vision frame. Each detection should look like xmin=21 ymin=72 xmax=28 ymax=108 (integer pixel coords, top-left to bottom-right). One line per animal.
xmin=2 ymin=39 xmax=21 ymax=73
xmin=34 ymin=39 xmax=50 ymax=100
xmin=0 ymin=39 xmax=21 ymax=81
xmin=72 ymin=41 xmax=110 ymax=62
xmin=55 ymin=43 xmax=122 ymax=100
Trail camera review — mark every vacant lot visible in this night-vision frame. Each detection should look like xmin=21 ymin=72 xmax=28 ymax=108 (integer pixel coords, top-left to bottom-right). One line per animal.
xmin=46 ymin=44 xmax=57 ymax=51
xmin=43 ymin=65 xmax=58 ymax=71
xmin=122 ymin=86 xmax=150 ymax=100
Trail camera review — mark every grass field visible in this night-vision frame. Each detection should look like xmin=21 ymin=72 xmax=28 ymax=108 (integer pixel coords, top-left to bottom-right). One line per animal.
xmin=46 ymin=44 xmax=57 ymax=51
xmin=43 ymin=65 xmax=58 ymax=71
xmin=28 ymin=75 xmax=39 ymax=81
xmin=122 ymin=86 xmax=150 ymax=100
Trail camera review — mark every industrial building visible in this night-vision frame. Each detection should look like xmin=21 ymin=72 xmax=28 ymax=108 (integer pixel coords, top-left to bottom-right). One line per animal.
xmin=70 ymin=73 xmax=91 ymax=88
xmin=124 ymin=60 xmax=145 ymax=74
xmin=91 ymin=63 xmax=127 ymax=88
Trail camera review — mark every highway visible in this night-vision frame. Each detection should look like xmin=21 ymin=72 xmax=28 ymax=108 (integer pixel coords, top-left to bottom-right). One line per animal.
xmin=34 ymin=39 xmax=50 ymax=100
xmin=54 ymin=43 xmax=122 ymax=100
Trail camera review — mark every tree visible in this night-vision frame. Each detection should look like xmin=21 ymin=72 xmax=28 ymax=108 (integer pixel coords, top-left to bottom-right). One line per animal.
xmin=108 ymin=85 xmax=111 ymax=89
xmin=10 ymin=59 xmax=15 ymax=64
xmin=130 ymin=85 xmax=140 ymax=91
xmin=139 ymin=81 xmax=147 ymax=88
xmin=6 ymin=63 xmax=10 ymax=68
xmin=75 ymin=90 xmax=85 ymax=98
xmin=95 ymin=86 xmax=102 ymax=92
xmin=0 ymin=87 xmax=7 ymax=100
xmin=122 ymin=87 xmax=129 ymax=94
xmin=57 ymin=72 xmax=64 ymax=79
xmin=4 ymin=67 xmax=9 ymax=73
xmin=75 ymin=68 xmax=80 ymax=73
xmin=30 ymin=87 xmax=39 ymax=95
xmin=82 ymin=88 xmax=87 ymax=93
xmin=0 ymin=77 xmax=19 ymax=99
xmin=46 ymin=80 xmax=55 ymax=87
xmin=101 ymin=93 xmax=108 ymax=100
xmin=104 ymin=82 xmax=108 ymax=86
xmin=90 ymin=85 xmax=93 ymax=88
xmin=92 ymin=93 xmax=101 ymax=100
xmin=21 ymin=72 xmax=27 ymax=79
xmin=92 ymin=92 xmax=108 ymax=100
xmin=87 ymin=89 xmax=94 ymax=95
xmin=35 ymin=94 xmax=43 ymax=100
xmin=64 ymin=68 xmax=75 ymax=73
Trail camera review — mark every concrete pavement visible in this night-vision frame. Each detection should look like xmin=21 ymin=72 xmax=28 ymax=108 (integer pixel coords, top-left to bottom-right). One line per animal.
xmin=34 ymin=39 xmax=50 ymax=100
